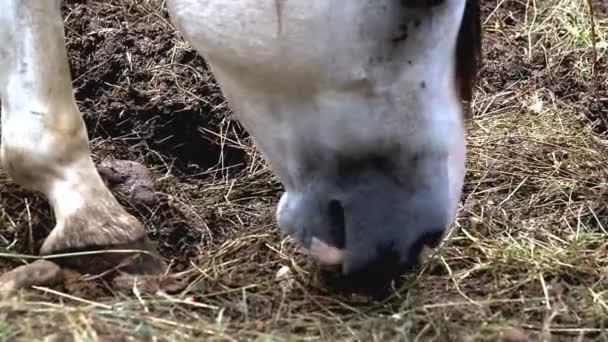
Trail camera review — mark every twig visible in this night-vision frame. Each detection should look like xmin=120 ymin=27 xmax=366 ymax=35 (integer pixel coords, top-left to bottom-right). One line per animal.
xmin=586 ymin=0 xmax=599 ymax=98
xmin=0 ymin=249 xmax=154 ymax=261
xmin=31 ymin=286 xmax=113 ymax=310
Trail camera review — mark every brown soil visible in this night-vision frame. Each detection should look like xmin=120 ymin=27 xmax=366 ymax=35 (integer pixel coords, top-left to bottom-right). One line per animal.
xmin=477 ymin=1 xmax=607 ymax=135
xmin=64 ymin=0 xmax=249 ymax=175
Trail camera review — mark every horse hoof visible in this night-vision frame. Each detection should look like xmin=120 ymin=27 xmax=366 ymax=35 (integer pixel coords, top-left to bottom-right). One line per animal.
xmin=40 ymin=204 xmax=166 ymax=276
xmin=42 ymin=234 xmax=166 ymax=277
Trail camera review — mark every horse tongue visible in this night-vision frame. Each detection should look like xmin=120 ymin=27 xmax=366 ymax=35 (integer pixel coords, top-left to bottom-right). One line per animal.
xmin=310 ymin=237 xmax=344 ymax=266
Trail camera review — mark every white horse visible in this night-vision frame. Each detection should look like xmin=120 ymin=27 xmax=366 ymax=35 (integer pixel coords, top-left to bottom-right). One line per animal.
xmin=0 ymin=0 xmax=481 ymax=293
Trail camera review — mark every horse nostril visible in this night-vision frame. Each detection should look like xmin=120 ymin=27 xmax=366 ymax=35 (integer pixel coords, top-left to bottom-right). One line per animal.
xmin=327 ymin=199 xmax=346 ymax=249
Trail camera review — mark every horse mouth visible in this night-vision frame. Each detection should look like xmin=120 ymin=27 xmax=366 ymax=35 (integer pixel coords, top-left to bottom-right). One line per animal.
xmin=310 ymin=237 xmax=438 ymax=271
xmin=310 ymin=237 xmax=345 ymax=269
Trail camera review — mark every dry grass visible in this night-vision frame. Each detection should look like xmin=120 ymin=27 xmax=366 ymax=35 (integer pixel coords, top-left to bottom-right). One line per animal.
xmin=0 ymin=0 xmax=607 ymax=341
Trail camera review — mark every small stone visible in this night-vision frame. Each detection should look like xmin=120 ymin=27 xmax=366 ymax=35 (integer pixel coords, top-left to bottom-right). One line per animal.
xmin=276 ymin=266 xmax=294 ymax=293
xmin=276 ymin=266 xmax=291 ymax=279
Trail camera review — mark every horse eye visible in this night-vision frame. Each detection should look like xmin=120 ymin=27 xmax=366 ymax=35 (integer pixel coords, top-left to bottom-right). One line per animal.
xmin=402 ymin=0 xmax=445 ymax=8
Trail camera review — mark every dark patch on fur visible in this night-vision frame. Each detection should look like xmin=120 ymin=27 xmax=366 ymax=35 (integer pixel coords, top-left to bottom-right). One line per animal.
xmin=392 ymin=23 xmax=409 ymax=44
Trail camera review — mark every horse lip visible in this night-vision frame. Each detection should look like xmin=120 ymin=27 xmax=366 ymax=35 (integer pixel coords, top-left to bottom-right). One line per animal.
xmin=310 ymin=237 xmax=345 ymax=267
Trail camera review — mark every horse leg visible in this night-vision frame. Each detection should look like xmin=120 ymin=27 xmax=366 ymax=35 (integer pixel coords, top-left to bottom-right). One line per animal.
xmin=0 ymin=0 xmax=163 ymax=274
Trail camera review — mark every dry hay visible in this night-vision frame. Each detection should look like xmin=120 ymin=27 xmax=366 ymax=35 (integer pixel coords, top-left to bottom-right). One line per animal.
xmin=0 ymin=0 xmax=607 ymax=341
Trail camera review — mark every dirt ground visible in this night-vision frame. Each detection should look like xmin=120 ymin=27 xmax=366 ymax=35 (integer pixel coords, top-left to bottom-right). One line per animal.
xmin=0 ymin=0 xmax=607 ymax=341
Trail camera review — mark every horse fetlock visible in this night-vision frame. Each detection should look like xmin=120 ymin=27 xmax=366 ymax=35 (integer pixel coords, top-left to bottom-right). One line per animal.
xmin=1 ymin=144 xmax=52 ymax=190
xmin=0 ymin=118 xmax=90 ymax=192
